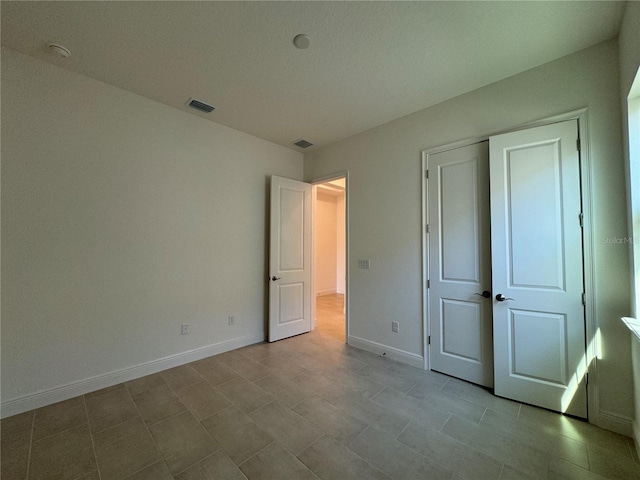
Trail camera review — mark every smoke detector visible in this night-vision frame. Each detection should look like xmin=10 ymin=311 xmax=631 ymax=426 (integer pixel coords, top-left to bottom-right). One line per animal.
xmin=293 ymin=34 xmax=310 ymax=49
xmin=47 ymin=43 xmax=71 ymax=58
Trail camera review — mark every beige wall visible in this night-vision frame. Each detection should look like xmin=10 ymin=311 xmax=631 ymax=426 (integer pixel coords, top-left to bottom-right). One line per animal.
xmin=305 ymin=39 xmax=632 ymax=432
xmin=1 ymin=48 xmax=303 ymax=415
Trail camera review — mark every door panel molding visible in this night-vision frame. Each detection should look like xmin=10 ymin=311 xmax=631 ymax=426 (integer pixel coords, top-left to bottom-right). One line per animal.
xmin=441 ymin=298 xmax=483 ymax=363
xmin=508 ymin=309 xmax=568 ymax=386
xmin=439 ymin=158 xmax=481 ymax=283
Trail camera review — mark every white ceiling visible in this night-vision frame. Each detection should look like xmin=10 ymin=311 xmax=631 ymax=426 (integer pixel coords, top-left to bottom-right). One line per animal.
xmin=1 ymin=1 xmax=626 ymax=151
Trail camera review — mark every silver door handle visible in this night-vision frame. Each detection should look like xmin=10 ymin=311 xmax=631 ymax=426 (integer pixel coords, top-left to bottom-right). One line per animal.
xmin=495 ymin=293 xmax=514 ymax=302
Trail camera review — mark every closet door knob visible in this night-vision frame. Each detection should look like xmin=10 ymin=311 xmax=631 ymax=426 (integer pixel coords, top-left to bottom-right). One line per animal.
xmin=474 ymin=290 xmax=492 ymax=299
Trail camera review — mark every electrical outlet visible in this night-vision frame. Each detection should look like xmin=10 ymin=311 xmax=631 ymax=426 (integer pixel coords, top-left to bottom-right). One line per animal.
xmin=181 ymin=323 xmax=190 ymax=335
xmin=228 ymin=315 xmax=235 ymax=325
xmin=391 ymin=321 xmax=399 ymax=333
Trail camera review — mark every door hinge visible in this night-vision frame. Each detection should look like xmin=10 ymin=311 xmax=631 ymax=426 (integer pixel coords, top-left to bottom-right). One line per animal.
xmin=577 ymin=138 xmax=581 ymax=151
xmin=579 ymin=212 xmax=584 ymax=227
xmin=582 ymin=292 xmax=586 ymax=306
xmin=427 ymin=279 xmax=430 ymax=289
xmin=428 ymin=335 xmax=431 ymax=345
xmin=585 ymin=372 xmax=589 ymax=385
xmin=425 ymin=170 xmax=429 ymax=179
xmin=425 ymin=224 xmax=430 ymax=234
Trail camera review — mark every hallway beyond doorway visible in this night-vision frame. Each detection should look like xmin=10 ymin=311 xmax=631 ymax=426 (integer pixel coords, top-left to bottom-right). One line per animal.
xmin=316 ymin=293 xmax=345 ymax=342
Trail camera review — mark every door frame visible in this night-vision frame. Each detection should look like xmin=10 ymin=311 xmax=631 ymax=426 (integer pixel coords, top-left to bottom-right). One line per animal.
xmin=421 ymin=108 xmax=600 ymax=423
xmin=311 ymin=171 xmax=350 ymax=342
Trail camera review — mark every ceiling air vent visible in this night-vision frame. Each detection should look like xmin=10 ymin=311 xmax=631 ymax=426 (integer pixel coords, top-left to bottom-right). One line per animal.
xmin=293 ymin=138 xmax=313 ymax=149
xmin=186 ymin=97 xmax=215 ymax=113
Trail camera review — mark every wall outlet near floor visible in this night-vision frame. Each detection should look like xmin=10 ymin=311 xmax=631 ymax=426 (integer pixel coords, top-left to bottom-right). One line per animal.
xmin=391 ymin=321 xmax=399 ymax=333
xmin=181 ymin=323 xmax=190 ymax=335
xmin=228 ymin=315 xmax=235 ymax=325
xmin=358 ymin=259 xmax=371 ymax=269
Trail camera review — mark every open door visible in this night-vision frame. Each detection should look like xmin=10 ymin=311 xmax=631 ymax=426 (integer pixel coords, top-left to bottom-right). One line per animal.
xmin=427 ymin=141 xmax=494 ymax=388
xmin=269 ymin=175 xmax=312 ymax=342
xmin=490 ymin=120 xmax=587 ymax=418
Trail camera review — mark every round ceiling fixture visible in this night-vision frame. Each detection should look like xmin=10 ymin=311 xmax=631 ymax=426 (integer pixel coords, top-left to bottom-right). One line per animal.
xmin=293 ymin=34 xmax=310 ymax=49
xmin=47 ymin=43 xmax=71 ymax=58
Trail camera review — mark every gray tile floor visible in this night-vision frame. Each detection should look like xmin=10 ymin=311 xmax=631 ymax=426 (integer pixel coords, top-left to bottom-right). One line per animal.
xmin=2 ymin=325 xmax=639 ymax=479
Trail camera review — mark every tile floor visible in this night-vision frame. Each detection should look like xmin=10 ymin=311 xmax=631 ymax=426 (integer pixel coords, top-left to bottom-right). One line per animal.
xmin=2 ymin=308 xmax=639 ymax=479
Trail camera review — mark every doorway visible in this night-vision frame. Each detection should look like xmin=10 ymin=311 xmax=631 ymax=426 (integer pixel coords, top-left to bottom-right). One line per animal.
xmin=313 ymin=176 xmax=347 ymax=342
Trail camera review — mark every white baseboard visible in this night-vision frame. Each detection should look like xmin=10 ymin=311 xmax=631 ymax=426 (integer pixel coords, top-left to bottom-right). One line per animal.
xmin=1 ymin=333 xmax=264 ymax=419
xmin=348 ymin=335 xmax=423 ymax=369
xmin=595 ymin=408 xmax=634 ymax=437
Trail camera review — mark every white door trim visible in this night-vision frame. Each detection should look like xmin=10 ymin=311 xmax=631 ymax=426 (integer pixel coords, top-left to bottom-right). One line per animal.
xmin=310 ymin=171 xmax=350 ymax=343
xmin=421 ymin=108 xmax=599 ymax=424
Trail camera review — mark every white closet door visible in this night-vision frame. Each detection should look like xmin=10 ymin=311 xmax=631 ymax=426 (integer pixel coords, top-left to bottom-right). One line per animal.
xmin=427 ymin=141 xmax=494 ymax=387
xmin=490 ymin=120 xmax=587 ymax=418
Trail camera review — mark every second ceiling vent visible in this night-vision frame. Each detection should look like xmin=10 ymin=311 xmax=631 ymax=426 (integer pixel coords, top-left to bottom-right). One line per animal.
xmin=186 ymin=97 xmax=215 ymax=113
xmin=293 ymin=138 xmax=313 ymax=149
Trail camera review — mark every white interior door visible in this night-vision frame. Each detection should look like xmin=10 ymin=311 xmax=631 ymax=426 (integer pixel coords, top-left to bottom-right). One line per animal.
xmin=269 ymin=176 xmax=312 ymax=342
xmin=427 ymin=142 xmax=494 ymax=387
xmin=490 ymin=120 xmax=587 ymax=418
